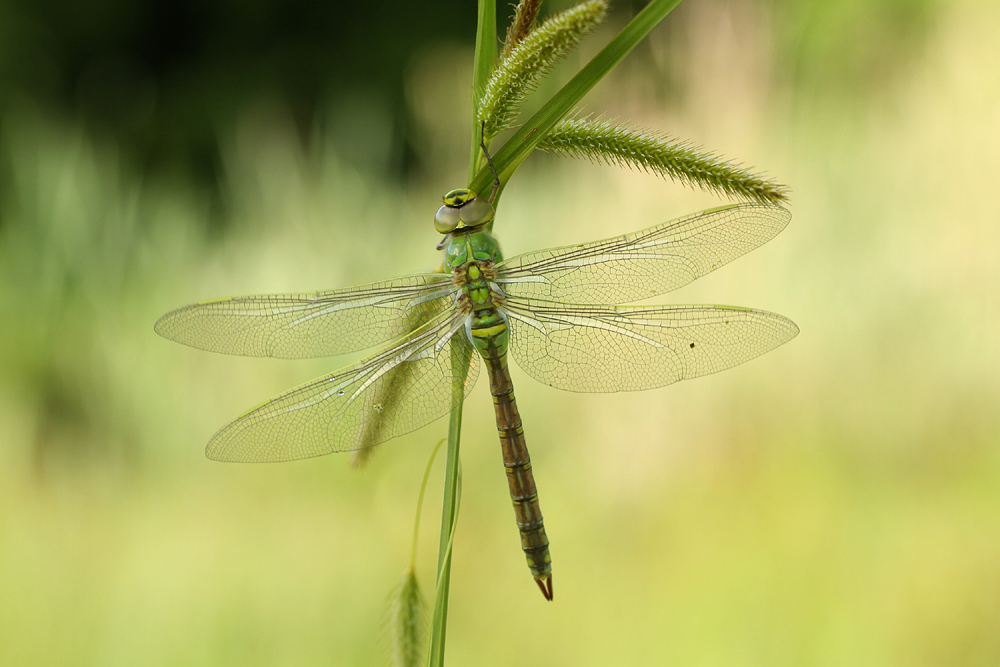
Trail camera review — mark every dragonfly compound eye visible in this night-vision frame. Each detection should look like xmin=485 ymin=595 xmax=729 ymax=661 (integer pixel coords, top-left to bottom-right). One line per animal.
xmin=458 ymin=197 xmax=495 ymax=227
xmin=434 ymin=204 xmax=462 ymax=233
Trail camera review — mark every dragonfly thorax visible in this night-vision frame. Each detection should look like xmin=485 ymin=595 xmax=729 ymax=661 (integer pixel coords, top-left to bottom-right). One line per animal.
xmin=443 ymin=228 xmax=503 ymax=274
xmin=445 ymin=230 xmax=508 ymax=356
xmin=454 ymin=257 xmax=510 ymax=359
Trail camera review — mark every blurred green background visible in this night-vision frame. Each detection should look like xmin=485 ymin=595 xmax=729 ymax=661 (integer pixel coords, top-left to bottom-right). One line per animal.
xmin=2 ymin=0 xmax=998 ymax=664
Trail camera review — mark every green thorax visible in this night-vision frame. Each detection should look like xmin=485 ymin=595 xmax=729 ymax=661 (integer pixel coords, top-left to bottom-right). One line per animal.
xmin=444 ymin=228 xmax=503 ymax=273
xmin=445 ymin=229 xmax=509 ymax=359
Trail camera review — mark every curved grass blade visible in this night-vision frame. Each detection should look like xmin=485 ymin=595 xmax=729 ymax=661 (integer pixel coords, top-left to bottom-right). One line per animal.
xmin=385 ymin=438 xmax=445 ymax=667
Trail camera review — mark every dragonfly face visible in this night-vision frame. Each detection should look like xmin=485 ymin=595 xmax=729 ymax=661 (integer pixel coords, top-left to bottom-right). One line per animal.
xmin=434 ymin=188 xmax=495 ymax=234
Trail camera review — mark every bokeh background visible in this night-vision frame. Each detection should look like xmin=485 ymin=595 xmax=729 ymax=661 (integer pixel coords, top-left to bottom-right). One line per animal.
xmin=2 ymin=0 xmax=998 ymax=664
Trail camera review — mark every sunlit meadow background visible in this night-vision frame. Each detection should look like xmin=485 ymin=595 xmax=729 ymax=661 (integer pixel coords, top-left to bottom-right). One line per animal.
xmin=2 ymin=0 xmax=998 ymax=664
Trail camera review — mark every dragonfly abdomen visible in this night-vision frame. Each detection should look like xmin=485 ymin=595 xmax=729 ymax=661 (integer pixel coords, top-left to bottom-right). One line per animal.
xmin=478 ymin=344 xmax=553 ymax=601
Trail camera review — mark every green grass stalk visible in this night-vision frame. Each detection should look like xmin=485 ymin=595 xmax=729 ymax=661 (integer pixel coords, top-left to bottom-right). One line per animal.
xmin=469 ymin=0 xmax=498 ymax=182
xmin=425 ymin=0 xmax=496 ymax=663
xmin=424 ymin=360 xmax=468 ymax=667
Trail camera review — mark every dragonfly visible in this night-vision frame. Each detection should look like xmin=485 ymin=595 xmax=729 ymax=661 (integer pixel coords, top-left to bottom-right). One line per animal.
xmin=155 ymin=181 xmax=798 ymax=601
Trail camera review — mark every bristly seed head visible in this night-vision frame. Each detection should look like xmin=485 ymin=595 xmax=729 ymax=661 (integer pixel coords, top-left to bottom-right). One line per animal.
xmin=478 ymin=0 xmax=608 ymax=138
xmin=537 ymin=118 xmax=790 ymax=205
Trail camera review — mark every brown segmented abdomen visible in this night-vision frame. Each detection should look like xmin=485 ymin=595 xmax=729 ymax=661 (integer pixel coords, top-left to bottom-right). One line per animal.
xmin=483 ymin=353 xmax=553 ymax=600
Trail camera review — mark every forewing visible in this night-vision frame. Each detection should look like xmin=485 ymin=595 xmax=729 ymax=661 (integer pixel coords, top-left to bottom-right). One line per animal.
xmin=497 ymin=203 xmax=790 ymax=304
xmin=504 ymin=299 xmax=798 ymax=393
xmin=155 ymin=273 xmax=455 ymax=358
xmin=206 ymin=311 xmax=478 ymax=462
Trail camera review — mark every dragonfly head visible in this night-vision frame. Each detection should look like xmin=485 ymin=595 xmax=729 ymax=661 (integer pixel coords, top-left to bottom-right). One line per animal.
xmin=435 ymin=188 xmax=495 ymax=234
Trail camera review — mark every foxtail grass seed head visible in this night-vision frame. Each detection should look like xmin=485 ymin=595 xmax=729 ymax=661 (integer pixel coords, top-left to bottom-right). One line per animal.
xmin=349 ymin=443 xmax=378 ymax=467
xmin=479 ymin=0 xmax=608 ymax=137
xmin=387 ymin=568 xmax=425 ymax=667
xmin=538 ymin=118 xmax=789 ymax=205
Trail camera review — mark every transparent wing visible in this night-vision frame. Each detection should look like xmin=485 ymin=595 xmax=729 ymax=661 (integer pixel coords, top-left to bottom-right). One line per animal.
xmin=504 ymin=298 xmax=798 ymax=393
xmin=206 ymin=311 xmax=478 ymax=462
xmin=497 ymin=203 xmax=790 ymax=304
xmin=155 ymin=273 xmax=456 ymax=358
